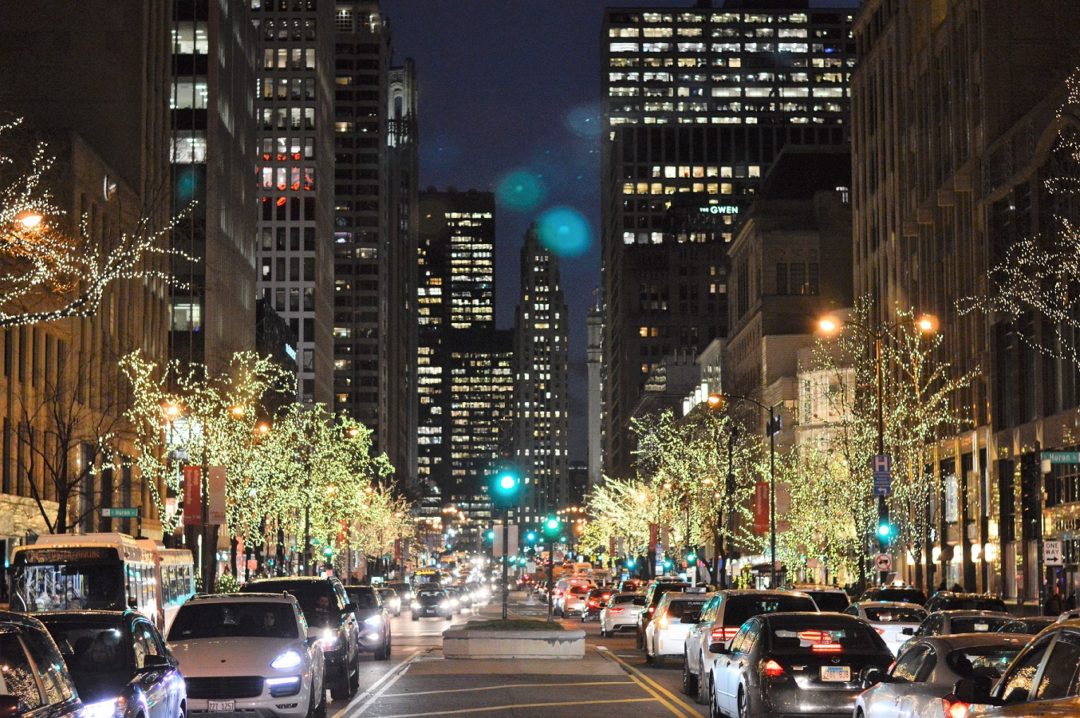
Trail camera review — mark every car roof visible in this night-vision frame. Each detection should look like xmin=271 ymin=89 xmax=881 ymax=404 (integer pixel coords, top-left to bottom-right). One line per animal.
xmin=935 ymin=609 xmax=1012 ymax=618
xmin=761 ymin=611 xmax=860 ymax=624
xmin=0 ymin=610 xmax=49 ymax=632
xmin=919 ymin=633 xmax=1030 ymax=650
xmin=931 ymin=591 xmax=999 ymax=598
xmin=795 ymin=585 xmax=846 ymax=592
xmin=187 ymin=592 xmax=299 ymax=604
xmin=855 ymin=601 xmax=926 ymax=609
xmin=718 ymin=589 xmax=814 ymax=598
xmin=32 ymin=610 xmax=130 ymax=620
xmin=247 ymin=576 xmax=337 ymax=585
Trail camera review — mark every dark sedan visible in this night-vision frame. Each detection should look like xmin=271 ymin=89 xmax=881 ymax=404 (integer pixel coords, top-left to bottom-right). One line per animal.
xmin=707 ymin=612 xmax=893 ymax=718
xmin=36 ymin=610 xmax=185 ymax=718
xmin=412 ymin=588 xmax=453 ymax=620
xmin=924 ymin=591 xmax=1008 ymax=613
xmin=344 ymin=585 xmax=392 ymax=660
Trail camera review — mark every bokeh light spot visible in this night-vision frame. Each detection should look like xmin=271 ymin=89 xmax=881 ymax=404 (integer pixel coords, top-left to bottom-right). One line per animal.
xmin=565 ymin=103 xmax=602 ymax=138
xmin=496 ymin=169 xmax=546 ymax=211
xmin=536 ymin=206 xmax=591 ymax=257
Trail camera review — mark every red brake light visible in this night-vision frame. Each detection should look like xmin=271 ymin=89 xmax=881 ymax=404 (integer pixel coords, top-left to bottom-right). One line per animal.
xmin=710 ymin=626 xmax=740 ymax=642
xmin=609 ymin=607 xmax=624 ymax=613
xmin=874 ymin=627 xmax=885 ymax=635
xmin=811 ymin=643 xmax=843 ymax=653
xmin=942 ymin=698 xmax=970 ymax=718
xmin=648 ymin=606 xmax=655 ymax=614
xmin=761 ymin=659 xmax=785 ymax=679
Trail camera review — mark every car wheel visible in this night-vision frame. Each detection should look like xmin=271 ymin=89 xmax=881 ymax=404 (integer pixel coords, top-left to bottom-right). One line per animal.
xmin=330 ymin=661 xmax=354 ymax=700
xmin=307 ymin=682 xmax=327 ymax=718
xmin=411 ymin=614 xmax=419 ymax=621
xmin=681 ymin=653 xmax=698 ymax=695
xmin=708 ymin=675 xmax=721 ymax=718
xmin=696 ymin=659 xmax=709 ymax=705
xmin=737 ymin=686 xmax=750 ymax=718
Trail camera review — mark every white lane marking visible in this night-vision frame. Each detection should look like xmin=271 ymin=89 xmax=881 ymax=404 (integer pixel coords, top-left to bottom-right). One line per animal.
xmin=380 ymin=679 xmax=636 ymax=698
xmin=331 ymin=649 xmax=426 ymax=718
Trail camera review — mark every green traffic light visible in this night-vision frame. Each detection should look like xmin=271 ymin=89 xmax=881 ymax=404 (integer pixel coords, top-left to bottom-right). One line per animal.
xmin=686 ymin=551 xmax=697 ymax=565
xmin=545 ymin=518 xmax=559 ymax=531
xmin=877 ymin=522 xmax=894 ymax=538
xmin=497 ymin=473 xmax=517 ymax=491
xmin=525 ymin=531 xmax=537 ymax=543
xmin=486 ymin=529 xmax=495 ymax=540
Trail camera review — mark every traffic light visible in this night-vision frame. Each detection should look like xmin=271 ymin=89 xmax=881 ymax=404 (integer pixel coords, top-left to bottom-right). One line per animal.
xmin=663 ymin=558 xmax=674 ymax=571
xmin=525 ymin=531 xmax=538 ymax=544
xmin=492 ymin=469 xmax=522 ymax=509
xmin=685 ymin=549 xmax=698 ymax=566
xmin=322 ymin=546 xmax=334 ymax=558
xmin=486 ymin=529 xmax=495 ymax=541
xmin=542 ymin=516 xmax=561 ymax=540
xmin=876 ymin=517 xmax=896 ymax=548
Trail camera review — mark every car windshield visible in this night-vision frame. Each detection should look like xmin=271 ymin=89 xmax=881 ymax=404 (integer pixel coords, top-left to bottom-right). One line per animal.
xmin=168 ymin=602 xmax=299 ymax=640
xmin=864 ymin=607 xmax=926 ymax=623
xmin=945 ymin=598 xmax=1007 ymax=612
xmin=945 ymin=646 xmax=1021 ymax=679
xmin=249 ymin=583 xmax=338 ymax=627
xmin=39 ymin=617 xmax=133 ymax=687
xmin=724 ymin=594 xmax=817 ymax=626
xmin=950 ymin=617 xmax=1011 ymax=633
xmin=769 ymin=618 xmax=877 ymax=652
xmin=809 ymin=591 xmax=850 ymax=612
xmin=613 ymin=594 xmax=643 ymax=605
xmin=346 ymin=588 xmax=379 ymax=609
xmin=867 ymin=588 xmax=926 ymax=605
xmin=666 ymin=600 xmax=705 ymax=619
xmin=418 ymin=589 xmax=445 ymax=600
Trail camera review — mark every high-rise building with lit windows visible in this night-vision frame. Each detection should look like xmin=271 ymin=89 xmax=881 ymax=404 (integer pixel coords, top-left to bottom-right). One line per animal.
xmin=251 ymin=0 xmax=335 ymax=404
xmin=513 ymin=226 xmax=570 ymax=518
xmin=417 ymin=190 xmax=496 ymax=497
xmin=600 ymin=0 xmax=855 ymax=478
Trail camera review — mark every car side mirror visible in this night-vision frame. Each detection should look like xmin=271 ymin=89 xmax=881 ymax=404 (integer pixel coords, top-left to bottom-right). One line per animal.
xmin=861 ymin=667 xmax=888 ymax=688
xmin=708 ymin=642 xmax=730 ymax=655
xmin=128 ymin=596 xmax=139 ymax=609
xmin=951 ymin=676 xmax=995 ymax=704
xmin=901 ymin=627 xmax=914 ymax=635
xmin=0 ymin=695 xmax=23 ymax=718
xmin=138 ymin=653 xmax=170 ymax=673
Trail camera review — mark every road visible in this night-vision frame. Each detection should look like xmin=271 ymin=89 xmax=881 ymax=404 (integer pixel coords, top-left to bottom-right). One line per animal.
xmin=327 ymin=591 xmax=706 ymax=718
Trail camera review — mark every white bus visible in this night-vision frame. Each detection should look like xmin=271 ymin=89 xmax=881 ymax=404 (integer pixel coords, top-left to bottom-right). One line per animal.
xmin=9 ymin=533 xmax=195 ymax=632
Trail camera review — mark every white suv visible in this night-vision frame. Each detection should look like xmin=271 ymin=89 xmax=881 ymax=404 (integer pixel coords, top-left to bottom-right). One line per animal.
xmin=167 ymin=593 xmax=326 ymax=718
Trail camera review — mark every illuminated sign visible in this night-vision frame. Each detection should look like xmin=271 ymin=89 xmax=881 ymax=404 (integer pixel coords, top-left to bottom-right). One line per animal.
xmin=698 ymin=205 xmax=740 ymax=215
xmin=285 ymin=344 xmax=297 ymax=361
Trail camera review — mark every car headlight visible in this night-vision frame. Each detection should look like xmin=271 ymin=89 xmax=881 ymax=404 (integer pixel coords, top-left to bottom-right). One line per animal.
xmin=271 ymin=650 xmax=304 ymax=670
xmin=364 ymin=614 xmax=383 ymax=627
xmin=411 ymin=601 xmax=421 ymax=610
xmin=439 ymin=601 xmax=450 ymax=610
xmin=82 ymin=698 xmax=125 ymax=718
xmin=449 ymin=598 xmax=459 ymax=607
xmin=266 ymin=675 xmax=302 ymax=697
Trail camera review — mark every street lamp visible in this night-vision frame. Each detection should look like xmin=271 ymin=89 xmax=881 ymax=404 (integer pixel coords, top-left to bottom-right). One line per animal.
xmin=14 ymin=209 xmax=43 ymax=231
xmin=817 ymin=310 xmax=939 ymax=586
xmin=709 ymin=392 xmax=782 ymax=588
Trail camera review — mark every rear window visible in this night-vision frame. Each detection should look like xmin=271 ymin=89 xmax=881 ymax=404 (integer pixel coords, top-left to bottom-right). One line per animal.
xmin=809 ymin=591 xmax=850 ymax=612
xmin=947 ymin=599 xmax=1007 ymax=612
xmin=570 ymin=586 xmax=590 ymax=595
xmin=724 ymin=595 xmax=817 ymax=626
xmin=950 ymin=617 xmax=1011 ymax=633
xmin=945 ymin=646 xmax=1021 ymax=679
xmin=666 ymin=600 xmax=706 ymax=619
xmin=613 ymin=594 xmax=644 ymax=605
xmin=867 ymin=589 xmax=926 ymax=605
xmin=650 ymin=583 xmax=689 ymax=605
xmin=864 ymin=607 xmax=926 ymax=623
xmin=769 ymin=619 xmax=877 ymax=652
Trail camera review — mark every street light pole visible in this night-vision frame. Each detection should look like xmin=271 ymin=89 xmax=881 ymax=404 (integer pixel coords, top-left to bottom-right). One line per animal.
xmin=501 ymin=510 xmax=510 ymax=620
xmin=769 ymin=404 xmax=777 ymax=588
xmin=874 ymin=336 xmax=887 ymax=587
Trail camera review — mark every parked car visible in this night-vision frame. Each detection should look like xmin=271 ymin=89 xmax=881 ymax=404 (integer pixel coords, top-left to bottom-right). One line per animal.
xmin=582 ymin=587 xmax=615 ymax=622
xmin=378 ymin=587 xmax=402 ymax=616
xmin=999 ymin=616 xmax=1057 ymax=635
xmin=600 ymin=592 xmax=646 ymax=637
xmin=412 ymin=587 xmax=453 ymax=620
xmin=843 ymin=600 xmax=928 ymax=655
xmin=0 ymin=610 xmax=82 ymax=718
xmin=794 ymin=584 xmax=851 ymax=612
xmin=854 ymin=633 xmax=1028 ymax=718
xmin=241 ymin=575 xmax=360 ymax=700
xmin=860 ymin=585 xmax=928 ymax=606
xmin=683 ymin=589 xmax=818 ymax=705
xmin=637 ymin=580 xmax=690 ymax=648
xmin=344 ymin=585 xmax=392 ymax=660
xmin=706 ymin=612 xmax=892 ymax=717
xmin=559 ymin=584 xmax=592 ymax=617
xmin=925 ymin=592 xmax=1008 ymax=614
xmin=37 ymin=610 xmax=185 ymax=718
xmin=167 ymin=593 xmax=325 ymax=718
xmin=644 ymin=592 xmax=709 ymax=665
xmin=950 ymin=618 xmax=1080 ymax=715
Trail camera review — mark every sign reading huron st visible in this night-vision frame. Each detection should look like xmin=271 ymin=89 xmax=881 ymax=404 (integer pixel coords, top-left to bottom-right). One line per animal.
xmin=1041 ymin=451 xmax=1080 ymax=465
xmin=101 ymin=507 xmax=138 ymax=519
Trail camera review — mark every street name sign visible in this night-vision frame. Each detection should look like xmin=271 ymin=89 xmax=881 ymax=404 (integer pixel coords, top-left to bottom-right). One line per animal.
xmin=1041 ymin=451 xmax=1080 ymax=465
xmin=101 ymin=507 xmax=138 ymax=518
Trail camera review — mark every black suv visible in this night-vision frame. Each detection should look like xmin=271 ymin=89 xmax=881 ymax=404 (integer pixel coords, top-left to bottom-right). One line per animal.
xmin=0 ymin=611 xmax=82 ymax=717
xmin=924 ymin=591 xmax=1007 ymax=613
xmin=242 ymin=576 xmax=361 ymax=700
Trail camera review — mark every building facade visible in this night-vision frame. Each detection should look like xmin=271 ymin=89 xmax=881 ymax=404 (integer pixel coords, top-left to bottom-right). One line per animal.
xmin=851 ymin=0 xmax=1080 ymax=597
xmin=600 ymin=1 xmax=856 ymax=478
xmin=170 ymin=0 xmax=260 ymax=374
xmin=513 ymin=226 xmax=570 ymax=519
xmin=251 ymin=0 xmax=335 ymax=404
xmin=586 ymin=301 xmax=604 ymax=490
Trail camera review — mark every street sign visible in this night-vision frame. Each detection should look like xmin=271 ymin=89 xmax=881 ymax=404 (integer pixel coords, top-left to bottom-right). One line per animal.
xmin=1045 ymin=539 xmax=1064 ymax=566
xmin=101 ymin=507 xmax=138 ymax=519
xmin=872 ymin=454 xmax=892 ymax=497
xmin=1041 ymin=451 xmax=1080 ymax=465
xmin=874 ymin=553 xmax=892 ymax=572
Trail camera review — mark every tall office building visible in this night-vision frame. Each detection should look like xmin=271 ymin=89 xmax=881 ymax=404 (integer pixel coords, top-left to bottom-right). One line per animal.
xmin=600 ymin=1 xmax=855 ymax=477
xmin=586 ymin=300 xmax=604 ymax=490
xmin=417 ymin=190 xmax=496 ymax=492
xmin=251 ymin=0 xmax=335 ymax=404
xmin=0 ymin=1 xmax=172 ymax=542
xmin=852 ymin=0 xmax=1080 ymax=597
xmin=513 ymin=226 xmax=570 ymax=518
xmin=170 ymin=0 xmax=260 ymax=374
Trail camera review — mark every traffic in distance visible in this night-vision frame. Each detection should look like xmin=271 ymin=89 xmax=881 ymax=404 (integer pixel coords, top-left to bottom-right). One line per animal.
xmin=5 ymin=533 xmax=1080 ymax=717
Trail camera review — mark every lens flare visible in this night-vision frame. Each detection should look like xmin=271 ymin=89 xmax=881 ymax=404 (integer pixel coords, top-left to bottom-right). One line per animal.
xmin=565 ymin=103 xmax=602 ymax=138
xmin=535 ymin=206 xmax=591 ymax=257
xmin=496 ymin=169 xmax=546 ymax=211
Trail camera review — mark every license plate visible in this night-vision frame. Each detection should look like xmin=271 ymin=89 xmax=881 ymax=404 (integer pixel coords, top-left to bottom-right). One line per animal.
xmin=207 ymin=700 xmax=235 ymax=712
xmin=820 ymin=666 xmax=850 ymax=682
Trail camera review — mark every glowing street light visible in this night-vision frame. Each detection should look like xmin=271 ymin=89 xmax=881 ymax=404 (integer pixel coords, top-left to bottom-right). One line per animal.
xmin=14 ymin=210 xmax=43 ymax=230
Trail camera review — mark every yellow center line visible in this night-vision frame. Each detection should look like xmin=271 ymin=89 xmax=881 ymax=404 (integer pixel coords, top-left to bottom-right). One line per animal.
xmin=371 ymin=696 xmax=657 ymax=718
xmin=598 ymin=648 xmax=702 ymax=718
xmin=381 ymin=679 xmax=636 ymax=698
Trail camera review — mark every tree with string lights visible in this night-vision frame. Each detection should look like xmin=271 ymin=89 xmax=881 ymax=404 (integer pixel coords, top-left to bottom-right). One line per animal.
xmin=0 ymin=118 xmax=187 ymax=328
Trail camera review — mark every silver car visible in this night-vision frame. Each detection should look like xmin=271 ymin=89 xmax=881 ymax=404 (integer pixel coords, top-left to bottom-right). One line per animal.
xmin=898 ymin=610 xmax=1014 ymax=654
xmin=855 ymin=634 xmax=1028 ymax=718
xmin=844 ymin=601 xmax=927 ymax=656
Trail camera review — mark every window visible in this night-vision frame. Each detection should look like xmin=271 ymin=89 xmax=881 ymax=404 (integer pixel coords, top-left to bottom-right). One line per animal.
xmin=890 ymin=644 xmax=930 ymax=683
xmin=998 ymin=636 xmax=1054 ymax=704
xmin=1033 ymin=631 xmax=1080 ymax=700
xmin=775 ymin=263 xmax=788 ymax=295
xmin=0 ymin=633 xmax=44 ymax=708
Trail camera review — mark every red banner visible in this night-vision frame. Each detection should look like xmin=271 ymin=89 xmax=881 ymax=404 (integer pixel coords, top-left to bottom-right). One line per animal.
xmin=608 ymin=536 xmax=616 ymax=557
xmin=648 ymin=523 xmax=658 ymax=552
xmin=753 ymin=481 xmax=770 ymax=535
xmin=183 ymin=466 xmax=201 ymax=526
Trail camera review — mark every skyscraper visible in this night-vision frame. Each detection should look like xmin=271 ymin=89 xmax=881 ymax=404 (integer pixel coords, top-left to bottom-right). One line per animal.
xmin=513 ymin=226 xmax=570 ymax=518
xmin=600 ymin=1 xmax=855 ymax=477
xmin=586 ymin=299 xmax=604 ymax=490
xmin=170 ymin=0 xmax=260 ymax=374
xmin=252 ymin=0 xmax=335 ymax=404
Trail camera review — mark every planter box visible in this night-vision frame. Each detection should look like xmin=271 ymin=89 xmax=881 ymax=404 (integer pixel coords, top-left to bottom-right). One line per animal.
xmin=442 ymin=628 xmax=586 ymax=659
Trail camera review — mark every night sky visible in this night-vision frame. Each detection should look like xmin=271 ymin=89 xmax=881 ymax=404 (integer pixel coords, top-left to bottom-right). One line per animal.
xmin=380 ymin=0 xmax=859 ymax=461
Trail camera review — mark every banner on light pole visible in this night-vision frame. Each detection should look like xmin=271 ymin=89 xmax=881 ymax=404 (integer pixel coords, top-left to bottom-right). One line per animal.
xmin=492 ymin=524 xmax=519 ymax=557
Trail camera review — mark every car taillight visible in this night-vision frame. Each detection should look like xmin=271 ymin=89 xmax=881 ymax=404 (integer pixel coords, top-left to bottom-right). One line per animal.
xmin=811 ymin=642 xmax=843 ymax=653
xmin=609 ymin=607 xmax=624 ymax=613
xmin=761 ymin=659 xmax=785 ymax=679
xmin=648 ymin=606 xmax=655 ymax=614
xmin=588 ymin=599 xmax=599 ymax=607
xmin=710 ymin=626 xmax=740 ymax=643
xmin=942 ymin=698 xmax=970 ymax=718
xmin=874 ymin=627 xmax=886 ymax=635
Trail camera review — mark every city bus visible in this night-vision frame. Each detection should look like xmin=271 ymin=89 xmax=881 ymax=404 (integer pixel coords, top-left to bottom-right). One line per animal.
xmin=8 ymin=533 xmax=194 ymax=632
xmin=411 ymin=567 xmax=443 ymax=587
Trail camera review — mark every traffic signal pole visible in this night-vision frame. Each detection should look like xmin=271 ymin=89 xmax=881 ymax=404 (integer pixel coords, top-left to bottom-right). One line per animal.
xmin=875 ymin=336 xmax=888 ymax=587
xmin=501 ymin=512 xmax=510 ymax=620
xmin=546 ymin=538 xmax=554 ymax=623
